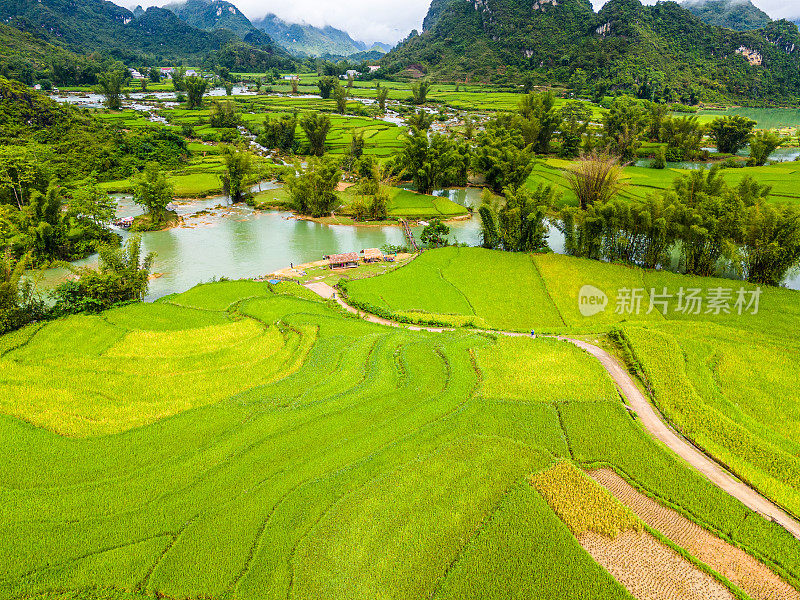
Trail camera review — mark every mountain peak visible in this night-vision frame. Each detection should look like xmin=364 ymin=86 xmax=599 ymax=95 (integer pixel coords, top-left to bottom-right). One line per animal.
xmin=681 ymin=0 xmax=771 ymax=31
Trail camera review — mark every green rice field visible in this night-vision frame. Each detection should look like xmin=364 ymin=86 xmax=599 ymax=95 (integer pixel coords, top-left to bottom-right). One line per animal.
xmin=2 ymin=274 xmax=799 ymax=599
xmin=346 ymin=247 xmax=800 ymax=530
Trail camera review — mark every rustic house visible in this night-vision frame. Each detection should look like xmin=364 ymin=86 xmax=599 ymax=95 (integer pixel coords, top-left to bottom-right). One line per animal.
xmin=362 ymin=248 xmax=383 ymax=263
xmin=326 ymin=253 xmax=359 ymax=269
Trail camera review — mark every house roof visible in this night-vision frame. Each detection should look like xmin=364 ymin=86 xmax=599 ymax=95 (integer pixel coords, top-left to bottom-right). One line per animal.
xmin=362 ymin=248 xmax=382 ymax=260
xmin=327 ymin=252 xmax=359 ymax=264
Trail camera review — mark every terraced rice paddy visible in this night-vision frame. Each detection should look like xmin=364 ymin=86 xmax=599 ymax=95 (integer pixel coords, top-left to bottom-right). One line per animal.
xmin=2 ymin=274 xmax=799 ymax=598
xmin=346 ymin=247 xmax=800 ymax=536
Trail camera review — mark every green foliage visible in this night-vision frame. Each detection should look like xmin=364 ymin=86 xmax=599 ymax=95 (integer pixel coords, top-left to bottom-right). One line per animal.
xmin=406 ymin=109 xmax=435 ymax=131
xmin=257 ymin=112 xmax=297 ymax=152
xmin=184 ymin=75 xmax=209 ymax=109
xmin=420 ymin=218 xmax=450 ymax=248
xmin=749 ymin=130 xmax=783 ymax=166
xmin=602 ymin=96 xmax=649 ymax=161
xmin=332 ymin=83 xmax=348 ymax=114
xmin=209 ymin=99 xmax=241 ymax=128
xmin=299 ymin=112 xmax=331 ymax=156
xmin=316 ymin=76 xmax=338 ymax=99
xmin=660 ymin=115 xmax=705 ymax=161
xmin=53 ymin=234 xmax=154 ymax=314
xmin=399 ymin=129 xmax=469 ymax=194
xmin=221 ymin=145 xmax=254 ymax=203
xmin=95 ymin=70 xmax=125 ymax=110
xmin=519 ymin=91 xmax=561 ymax=154
xmin=285 ymin=157 xmax=341 ymax=217
xmin=480 ymin=184 xmax=556 ymax=252
xmin=473 ymin=121 xmax=535 ymax=193
xmin=709 ymin=115 xmax=756 ymax=154
xmin=558 ymin=101 xmax=592 ymax=159
xmin=411 ymin=80 xmax=431 ymax=105
xmin=133 ymin=163 xmax=174 ymax=225
xmin=376 ymin=85 xmax=389 ymax=112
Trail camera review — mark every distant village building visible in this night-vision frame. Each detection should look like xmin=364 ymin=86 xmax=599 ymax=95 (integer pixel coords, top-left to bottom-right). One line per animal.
xmin=128 ymin=68 xmax=145 ymax=80
xmin=342 ymin=70 xmax=361 ymax=80
xmin=368 ymin=65 xmax=381 ymax=73
xmin=160 ymin=67 xmax=175 ymax=78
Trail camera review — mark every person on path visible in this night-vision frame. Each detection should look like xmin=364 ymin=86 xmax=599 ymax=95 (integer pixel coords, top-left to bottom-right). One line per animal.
xmin=530 ymin=329 xmax=536 ymax=338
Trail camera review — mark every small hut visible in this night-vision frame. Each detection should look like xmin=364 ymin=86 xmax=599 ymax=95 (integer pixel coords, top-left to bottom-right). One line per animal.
xmin=362 ymin=248 xmax=383 ymax=263
xmin=326 ymin=252 xmax=359 ymax=269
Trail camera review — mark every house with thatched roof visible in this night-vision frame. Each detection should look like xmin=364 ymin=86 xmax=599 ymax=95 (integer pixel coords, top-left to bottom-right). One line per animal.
xmin=326 ymin=253 xmax=359 ymax=269
xmin=362 ymin=248 xmax=383 ymax=263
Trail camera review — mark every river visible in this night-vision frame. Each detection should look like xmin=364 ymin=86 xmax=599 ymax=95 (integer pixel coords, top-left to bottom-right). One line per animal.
xmin=33 ymin=184 xmax=798 ymax=300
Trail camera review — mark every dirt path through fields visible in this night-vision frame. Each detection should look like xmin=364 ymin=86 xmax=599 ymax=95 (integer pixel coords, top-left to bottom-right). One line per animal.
xmin=304 ymin=282 xmax=800 ymax=543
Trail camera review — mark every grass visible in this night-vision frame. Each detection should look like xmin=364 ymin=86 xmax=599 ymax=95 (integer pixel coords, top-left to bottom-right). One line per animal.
xmin=476 ymin=337 xmax=618 ymax=402
xmin=345 ymin=247 xmax=800 ymax=531
xmin=345 ymin=247 xmax=564 ymax=331
xmin=1 ymin=260 xmax=800 ymax=597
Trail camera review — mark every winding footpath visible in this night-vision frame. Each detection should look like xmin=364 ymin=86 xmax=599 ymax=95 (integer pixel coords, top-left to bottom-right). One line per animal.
xmin=304 ymin=281 xmax=800 ymax=542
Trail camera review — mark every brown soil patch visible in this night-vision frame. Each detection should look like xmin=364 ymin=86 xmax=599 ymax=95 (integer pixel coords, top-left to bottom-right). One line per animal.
xmin=580 ymin=530 xmax=735 ymax=600
xmin=590 ymin=469 xmax=800 ymax=600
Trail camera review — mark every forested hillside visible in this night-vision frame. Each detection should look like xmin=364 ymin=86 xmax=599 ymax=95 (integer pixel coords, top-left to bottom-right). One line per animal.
xmin=253 ymin=13 xmax=371 ymax=57
xmin=682 ymin=0 xmax=772 ymax=31
xmin=0 ymin=0 xmax=293 ymax=68
xmin=383 ymin=0 xmax=800 ymax=104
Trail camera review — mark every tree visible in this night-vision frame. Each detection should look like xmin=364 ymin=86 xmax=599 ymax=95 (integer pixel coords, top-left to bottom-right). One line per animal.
xmin=420 ymin=218 xmax=449 ymax=247
xmin=0 ymin=250 xmax=46 ymax=334
xmin=399 ymin=129 xmax=469 ymax=195
xmin=300 ymin=112 xmax=331 ymax=157
xmin=69 ymin=176 xmax=115 ymax=228
xmin=333 ymin=84 xmax=348 ymax=114
xmin=558 ymin=101 xmax=592 ymax=158
xmin=479 ymin=185 xmax=555 ymax=252
xmin=749 ymin=130 xmax=783 ymax=166
xmin=172 ymin=67 xmax=186 ymax=92
xmin=739 ymin=202 xmax=800 ymax=285
xmin=517 ymin=91 xmax=561 ymax=154
xmin=568 ymin=69 xmax=588 ymax=97
xmin=150 ymin=68 xmax=161 ymax=83
xmin=221 ymin=146 xmax=254 ymax=203
xmin=317 ymin=76 xmax=338 ymax=99
xmin=660 ymin=116 xmax=705 ymax=160
xmin=406 ymin=110 xmax=434 ymax=131
xmin=133 ymin=163 xmax=173 ymax=224
xmin=566 ymin=152 xmax=625 ymax=210
xmin=602 ymin=97 xmax=648 ymax=161
xmin=96 ymin=70 xmax=124 ymax=110
xmin=646 ymin=102 xmax=668 ymax=142
xmin=285 ymin=157 xmax=341 ymax=217
xmin=709 ymin=116 xmax=756 ymax=154
xmin=258 ymin=113 xmax=297 ymax=152
xmin=184 ymin=76 xmax=209 ymax=109
xmin=473 ymin=124 xmax=535 ymax=193
xmin=53 ymin=235 xmax=155 ymax=313
xmin=349 ymin=131 xmax=365 ymax=161
xmin=670 ymin=167 xmax=740 ymax=277
xmin=209 ymin=100 xmax=241 ymax=128
xmin=377 ymin=86 xmax=389 ymax=112
xmin=411 ymin=80 xmax=431 ymax=105
xmin=0 ymin=147 xmax=48 ymax=211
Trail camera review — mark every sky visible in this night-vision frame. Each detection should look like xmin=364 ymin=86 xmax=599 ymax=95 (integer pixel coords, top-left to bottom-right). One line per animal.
xmin=118 ymin=0 xmax=800 ymax=46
